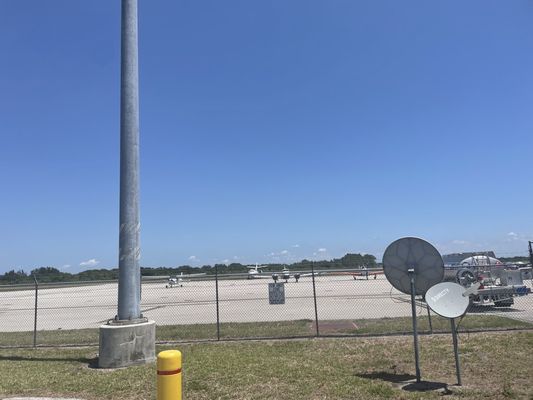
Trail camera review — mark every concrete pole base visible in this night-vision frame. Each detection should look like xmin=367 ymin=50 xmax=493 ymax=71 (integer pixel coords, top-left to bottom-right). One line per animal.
xmin=98 ymin=319 xmax=156 ymax=368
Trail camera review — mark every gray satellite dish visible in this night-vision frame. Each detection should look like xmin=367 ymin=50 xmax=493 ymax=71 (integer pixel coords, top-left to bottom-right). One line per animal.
xmin=383 ymin=237 xmax=444 ymax=295
xmin=382 ymin=237 xmax=445 ymax=384
xmin=425 ymin=282 xmax=469 ymax=319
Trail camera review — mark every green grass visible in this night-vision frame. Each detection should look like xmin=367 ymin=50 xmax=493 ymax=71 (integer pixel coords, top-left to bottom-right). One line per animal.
xmin=0 ymin=331 xmax=531 ymax=399
xmin=1 ymin=315 xmax=531 ymax=347
xmin=319 ymin=315 xmax=533 ymax=335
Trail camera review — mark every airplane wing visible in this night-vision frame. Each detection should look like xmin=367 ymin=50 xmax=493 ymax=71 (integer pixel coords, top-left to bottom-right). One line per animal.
xmin=352 ymin=269 xmax=384 ymax=276
xmin=141 ymin=275 xmax=170 ymax=281
xmin=141 ymin=273 xmax=207 ymax=281
xmin=315 ymin=268 xmax=384 ymax=277
xmin=250 ymin=274 xmax=276 ymax=279
xmin=297 ymin=272 xmax=322 ymax=277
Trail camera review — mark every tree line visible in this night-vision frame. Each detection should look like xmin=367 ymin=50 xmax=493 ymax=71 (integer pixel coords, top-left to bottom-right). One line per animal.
xmin=0 ymin=253 xmax=377 ymax=284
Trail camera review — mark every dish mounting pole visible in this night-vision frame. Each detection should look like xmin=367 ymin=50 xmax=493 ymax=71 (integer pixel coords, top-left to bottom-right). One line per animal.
xmin=408 ymin=268 xmax=421 ymax=383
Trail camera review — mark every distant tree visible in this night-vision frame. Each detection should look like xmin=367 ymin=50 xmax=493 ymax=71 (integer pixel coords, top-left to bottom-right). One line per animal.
xmin=213 ymin=264 xmax=226 ymax=273
xmin=0 ymin=269 xmax=29 ymax=284
xmin=200 ymin=265 xmax=212 ymax=273
xmin=362 ymin=254 xmax=377 ymax=267
xmin=0 ymin=251 xmax=379 ymax=284
xmin=226 ymin=263 xmax=246 ymax=273
xmin=77 ymin=268 xmax=118 ymax=281
xmin=30 ymin=266 xmax=73 ymax=282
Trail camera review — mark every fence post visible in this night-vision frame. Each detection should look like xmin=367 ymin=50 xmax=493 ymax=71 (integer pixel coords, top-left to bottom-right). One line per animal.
xmin=215 ymin=264 xmax=220 ymax=340
xmin=311 ymin=263 xmax=319 ymax=337
xmin=33 ymin=275 xmax=38 ymax=348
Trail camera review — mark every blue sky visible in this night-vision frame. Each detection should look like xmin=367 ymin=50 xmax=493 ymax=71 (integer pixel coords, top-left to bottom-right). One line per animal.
xmin=1 ymin=1 xmax=532 ymax=273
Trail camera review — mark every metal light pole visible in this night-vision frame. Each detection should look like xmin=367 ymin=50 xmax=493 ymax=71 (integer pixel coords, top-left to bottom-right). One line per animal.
xmin=118 ymin=0 xmax=141 ymax=321
xmin=98 ymin=0 xmax=155 ymax=368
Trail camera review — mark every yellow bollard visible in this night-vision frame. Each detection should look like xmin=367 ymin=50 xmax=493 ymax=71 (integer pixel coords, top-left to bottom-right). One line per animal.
xmin=157 ymin=350 xmax=182 ymax=400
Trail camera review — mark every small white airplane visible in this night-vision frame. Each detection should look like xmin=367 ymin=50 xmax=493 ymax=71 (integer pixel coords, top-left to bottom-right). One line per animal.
xmin=247 ymin=264 xmax=267 ymax=279
xmin=142 ymin=272 xmax=206 ymax=288
xmin=314 ymin=266 xmax=384 ymax=280
xmin=273 ymin=266 xmax=303 ymax=283
xmin=275 ymin=266 xmax=324 ymax=283
xmin=247 ymin=265 xmax=318 ymax=283
xmin=351 ymin=267 xmax=384 ymax=280
xmin=165 ymin=272 xmax=207 ymax=288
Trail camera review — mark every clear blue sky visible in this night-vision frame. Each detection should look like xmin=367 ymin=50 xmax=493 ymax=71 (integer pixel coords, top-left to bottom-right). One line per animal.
xmin=1 ymin=1 xmax=532 ymax=273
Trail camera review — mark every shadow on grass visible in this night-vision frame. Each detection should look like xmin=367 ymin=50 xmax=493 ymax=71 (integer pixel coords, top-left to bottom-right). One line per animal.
xmin=0 ymin=354 xmax=98 ymax=368
xmin=356 ymin=372 xmax=417 ymax=383
xmin=356 ymin=372 xmax=452 ymax=394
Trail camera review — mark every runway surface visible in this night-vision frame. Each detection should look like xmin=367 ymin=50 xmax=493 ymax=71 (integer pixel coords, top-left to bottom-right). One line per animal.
xmin=0 ymin=275 xmax=531 ymax=332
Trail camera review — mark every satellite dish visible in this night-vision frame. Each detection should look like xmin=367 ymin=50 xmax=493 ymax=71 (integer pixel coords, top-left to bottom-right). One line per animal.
xmin=425 ymin=280 xmax=478 ymax=386
xmin=383 ymin=237 xmax=444 ymax=295
xmin=425 ymin=282 xmax=470 ymax=318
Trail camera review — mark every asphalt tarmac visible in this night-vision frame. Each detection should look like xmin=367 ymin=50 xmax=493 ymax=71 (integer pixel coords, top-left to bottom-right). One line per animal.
xmin=0 ymin=275 xmax=531 ymax=332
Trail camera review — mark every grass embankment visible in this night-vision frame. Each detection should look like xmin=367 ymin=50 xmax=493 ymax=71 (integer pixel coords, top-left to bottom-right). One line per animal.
xmin=0 ymin=331 xmax=531 ymax=399
xmin=1 ymin=314 xmax=531 ymax=347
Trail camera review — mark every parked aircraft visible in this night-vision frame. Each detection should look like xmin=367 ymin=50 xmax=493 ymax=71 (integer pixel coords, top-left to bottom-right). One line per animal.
xmin=460 ymin=255 xmax=503 ymax=267
xmin=247 ymin=264 xmax=266 ymax=279
xmin=326 ymin=266 xmax=384 ymax=280
xmin=142 ymin=272 xmax=206 ymax=288
xmin=166 ymin=272 xmax=208 ymax=288
xmin=351 ymin=266 xmax=384 ymax=280
xmin=272 ymin=266 xmax=321 ymax=283
xmin=247 ymin=265 xmax=318 ymax=283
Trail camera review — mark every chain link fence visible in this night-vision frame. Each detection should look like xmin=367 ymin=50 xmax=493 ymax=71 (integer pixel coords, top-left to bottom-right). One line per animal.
xmin=0 ymin=269 xmax=531 ymax=347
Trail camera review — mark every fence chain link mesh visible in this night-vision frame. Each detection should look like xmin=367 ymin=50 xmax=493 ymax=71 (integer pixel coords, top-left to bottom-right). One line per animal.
xmin=0 ymin=271 xmax=531 ymax=347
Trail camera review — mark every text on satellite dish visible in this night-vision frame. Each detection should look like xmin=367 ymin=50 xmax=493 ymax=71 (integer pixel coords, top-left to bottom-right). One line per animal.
xmin=430 ymin=288 xmax=450 ymax=303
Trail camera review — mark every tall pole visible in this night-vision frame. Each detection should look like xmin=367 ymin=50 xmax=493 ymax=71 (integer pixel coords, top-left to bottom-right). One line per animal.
xmin=450 ymin=318 xmax=462 ymax=386
xmin=408 ymin=269 xmax=421 ymax=383
xmin=118 ymin=0 xmax=141 ymax=321
xmin=99 ymin=0 xmax=155 ymax=369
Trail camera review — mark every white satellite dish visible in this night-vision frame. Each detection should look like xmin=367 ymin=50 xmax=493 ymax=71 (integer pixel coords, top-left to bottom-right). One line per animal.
xmin=425 ymin=282 xmax=470 ymax=319
xmin=383 ymin=237 xmax=444 ymax=295
xmin=424 ymin=280 xmax=480 ymax=387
